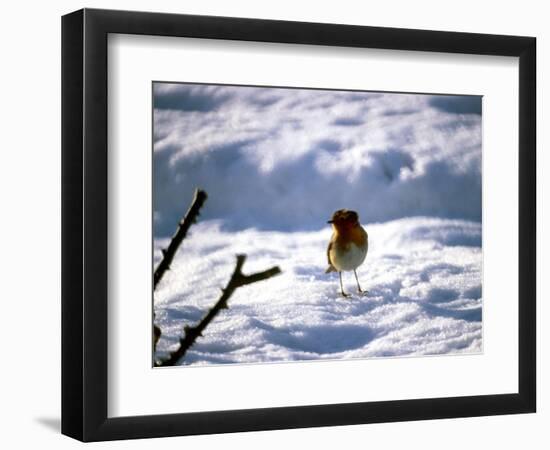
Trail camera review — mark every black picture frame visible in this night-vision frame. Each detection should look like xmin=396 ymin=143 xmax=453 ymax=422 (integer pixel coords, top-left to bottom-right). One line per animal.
xmin=61 ymin=8 xmax=536 ymax=442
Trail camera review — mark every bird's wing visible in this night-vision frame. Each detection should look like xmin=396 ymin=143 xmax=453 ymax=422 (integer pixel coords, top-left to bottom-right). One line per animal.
xmin=325 ymin=240 xmax=336 ymax=273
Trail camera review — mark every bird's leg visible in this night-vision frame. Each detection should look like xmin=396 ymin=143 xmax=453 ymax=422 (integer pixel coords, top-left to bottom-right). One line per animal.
xmin=354 ymin=269 xmax=366 ymax=295
xmin=339 ymin=272 xmax=350 ymax=298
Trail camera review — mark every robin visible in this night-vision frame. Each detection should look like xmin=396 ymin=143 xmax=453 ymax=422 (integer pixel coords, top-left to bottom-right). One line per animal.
xmin=325 ymin=209 xmax=368 ymax=297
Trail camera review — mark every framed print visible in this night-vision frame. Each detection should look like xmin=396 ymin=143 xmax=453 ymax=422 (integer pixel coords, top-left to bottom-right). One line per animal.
xmin=61 ymin=8 xmax=536 ymax=442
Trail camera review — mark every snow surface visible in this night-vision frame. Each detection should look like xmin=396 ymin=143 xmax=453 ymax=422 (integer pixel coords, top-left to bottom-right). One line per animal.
xmin=152 ymin=84 xmax=482 ymax=366
xmin=154 ymin=218 xmax=482 ymax=365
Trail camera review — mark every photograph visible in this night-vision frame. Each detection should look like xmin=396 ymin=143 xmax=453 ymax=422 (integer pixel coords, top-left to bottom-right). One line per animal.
xmin=152 ymin=82 xmax=483 ymax=367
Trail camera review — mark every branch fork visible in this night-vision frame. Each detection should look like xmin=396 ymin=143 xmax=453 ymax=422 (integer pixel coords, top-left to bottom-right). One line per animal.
xmin=156 ymin=254 xmax=281 ymax=367
xmin=153 ymin=188 xmax=281 ymax=366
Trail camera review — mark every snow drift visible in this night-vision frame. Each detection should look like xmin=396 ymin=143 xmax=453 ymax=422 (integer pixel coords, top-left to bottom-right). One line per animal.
xmin=153 ymin=84 xmax=481 ymax=235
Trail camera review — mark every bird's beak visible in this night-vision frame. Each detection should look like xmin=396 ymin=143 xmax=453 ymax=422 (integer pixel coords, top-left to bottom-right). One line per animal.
xmin=327 ymin=220 xmax=333 ymax=224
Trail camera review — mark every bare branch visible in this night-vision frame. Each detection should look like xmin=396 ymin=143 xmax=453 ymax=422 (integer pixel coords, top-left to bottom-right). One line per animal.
xmin=153 ymin=188 xmax=208 ymax=290
xmin=156 ymin=254 xmax=281 ymax=367
xmin=153 ymin=188 xmax=207 ymax=354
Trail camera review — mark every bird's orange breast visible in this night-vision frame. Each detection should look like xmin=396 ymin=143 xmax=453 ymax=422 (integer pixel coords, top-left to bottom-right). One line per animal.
xmin=333 ymin=224 xmax=368 ymax=248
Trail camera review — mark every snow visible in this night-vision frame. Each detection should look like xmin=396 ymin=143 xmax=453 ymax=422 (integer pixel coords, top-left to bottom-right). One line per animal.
xmin=154 ymin=217 xmax=482 ymax=365
xmin=152 ymin=83 xmax=482 ymax=366
xmin=153 ymin=85 xmax=481 ymax=234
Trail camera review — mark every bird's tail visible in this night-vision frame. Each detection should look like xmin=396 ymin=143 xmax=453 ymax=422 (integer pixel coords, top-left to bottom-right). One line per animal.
xmin=325 ymin=265 xmax=336 ymax=274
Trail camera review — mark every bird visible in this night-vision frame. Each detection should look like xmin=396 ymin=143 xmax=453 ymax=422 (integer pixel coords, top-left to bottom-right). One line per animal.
xmin=325 ymin=209 xmax=368 ymax=297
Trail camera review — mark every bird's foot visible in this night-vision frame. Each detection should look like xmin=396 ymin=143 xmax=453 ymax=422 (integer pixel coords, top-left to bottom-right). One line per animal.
xmin=341 ymin=291 xmax=351 ymax=298
xmin=358 ymin=289 xmax=369 ymax=296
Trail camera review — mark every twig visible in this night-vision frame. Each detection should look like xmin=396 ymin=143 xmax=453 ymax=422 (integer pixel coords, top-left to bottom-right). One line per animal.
xmin=156 ymin=254 xmax=281 ymax=367
xmin=153 ymin=188 xmax=207 ymax=353
xmin=153 ymin=188 xmax=208 ymax=290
